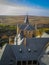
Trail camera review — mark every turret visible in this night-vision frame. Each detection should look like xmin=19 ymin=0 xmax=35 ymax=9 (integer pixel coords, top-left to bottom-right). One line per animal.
xmin=14 ymin=24 xmax=24 ymax=45
xmin=17 ymin=24 xmax=19 ymax=34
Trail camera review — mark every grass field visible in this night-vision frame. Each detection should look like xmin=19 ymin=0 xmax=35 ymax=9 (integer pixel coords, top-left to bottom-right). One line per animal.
xmin=0 ymin=16 xmax=49 ymax=25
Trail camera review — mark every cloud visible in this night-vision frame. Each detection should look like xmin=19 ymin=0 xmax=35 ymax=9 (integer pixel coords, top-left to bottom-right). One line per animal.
xmin=0 ymin=0 xmax=49 ymax=16
xmin=0 ymin=0 xmax=7 ymax=4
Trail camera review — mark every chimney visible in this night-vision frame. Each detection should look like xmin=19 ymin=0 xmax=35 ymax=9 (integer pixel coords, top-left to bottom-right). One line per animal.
xmin=24 ymin=37 xmax=26 ymax=46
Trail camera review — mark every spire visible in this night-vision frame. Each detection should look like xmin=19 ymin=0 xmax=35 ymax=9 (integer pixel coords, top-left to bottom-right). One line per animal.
xmin=24 ymin=15 xmax=29 ymax=24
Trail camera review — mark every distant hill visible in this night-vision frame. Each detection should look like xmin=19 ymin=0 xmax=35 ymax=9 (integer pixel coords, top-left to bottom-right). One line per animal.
xmin=0 ymin=16 xmax=49 ymax=25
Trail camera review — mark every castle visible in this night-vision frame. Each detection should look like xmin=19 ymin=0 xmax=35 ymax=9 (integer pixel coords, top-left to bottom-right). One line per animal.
xmin=0 ymin=15 xmax=49 ymax=65
xmin=9 ymin=15 xmax=44 ymax=45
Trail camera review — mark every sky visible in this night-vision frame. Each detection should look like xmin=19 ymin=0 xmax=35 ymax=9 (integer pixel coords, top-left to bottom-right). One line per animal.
xmin=0 ymin=0 xmax=49 ymax=16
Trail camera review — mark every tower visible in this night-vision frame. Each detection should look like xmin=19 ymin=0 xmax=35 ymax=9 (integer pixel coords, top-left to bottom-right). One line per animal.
xmin=16 ymin=24 xmax=19 ymax=35
xmin=24 ymin=15 xmax=29 ymax=24
xmin=14 ymin=24 xmax=24 ymax=45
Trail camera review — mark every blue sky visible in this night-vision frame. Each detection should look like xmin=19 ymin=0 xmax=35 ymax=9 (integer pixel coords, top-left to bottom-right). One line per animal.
xmin=8 ymin=0 xmax=49 ymax=9
xmin=0 ymin=0 xmax=49 ymax=16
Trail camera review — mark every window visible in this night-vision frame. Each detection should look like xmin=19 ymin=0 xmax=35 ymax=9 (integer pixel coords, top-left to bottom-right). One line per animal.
xmin=28 ymin=61 xmax=32 ymax=65
xmin=17 ymin=60 xmax=39 ymax=65
xmin=17 ymin=61 xmax=21 ymax=65
xmin=32 ymin=34 xmax=35 ymax=37
xmin=19 ymin=48 xmax=22 ymax=53
xmin=22 ymin=61 xmax=26 ymax=65
xmin=33 ymin=60 xmax=37 ymax=64
xmin=32 ymin=60 xmax=39 ymax=65
xmin=28 ymin=48 xmax=31 ymax=52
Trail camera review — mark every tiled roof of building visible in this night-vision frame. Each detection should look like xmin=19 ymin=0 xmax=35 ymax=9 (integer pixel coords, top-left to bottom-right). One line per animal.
xmin=0 ymin=44 xmax=7 ymax=60
xmin=11 ymin=38 xmax=49 ymax=60
xmin=19 ymin=24 xmax=35 ymax=30
xmin=19 ymin=15 xmax=35 ymax=31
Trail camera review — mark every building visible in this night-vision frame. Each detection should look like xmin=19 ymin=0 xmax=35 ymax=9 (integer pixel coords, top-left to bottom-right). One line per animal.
xmin=0 ymin=15 xmax=49 ymax=65
xmin=0 ymin=38 xmax=49 ymax=65
xmin=19 ymin=15 xmax=36 ymax=38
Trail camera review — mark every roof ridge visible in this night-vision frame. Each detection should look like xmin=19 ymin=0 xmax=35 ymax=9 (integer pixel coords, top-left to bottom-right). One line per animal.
xmin=24 ymin=24 xmax=29 ymax=30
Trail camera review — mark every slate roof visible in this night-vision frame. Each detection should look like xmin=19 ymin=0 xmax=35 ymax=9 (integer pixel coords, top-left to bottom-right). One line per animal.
xmin=11 ymin=38 xmax=49 ymax=61
xmin=19 ymin=24 xmax=35 ymax=30
xmin=0 ymin=39 xmax=49 ymax=65
xmin=18 ymin=15 xmax=35 ymax=31
xmin=0 ymin=44 xmax=7 ymax=60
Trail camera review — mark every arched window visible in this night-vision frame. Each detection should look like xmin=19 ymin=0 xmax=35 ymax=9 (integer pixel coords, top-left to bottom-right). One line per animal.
xmin=33 ymin=60 xmax=39 ymax=65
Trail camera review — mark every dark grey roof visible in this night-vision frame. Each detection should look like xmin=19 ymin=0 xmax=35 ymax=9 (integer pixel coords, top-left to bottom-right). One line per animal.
xmin=11 ymin=38 xmax=49 ymax=61
xmin=19 ymin=24 xmax=35 ymax=30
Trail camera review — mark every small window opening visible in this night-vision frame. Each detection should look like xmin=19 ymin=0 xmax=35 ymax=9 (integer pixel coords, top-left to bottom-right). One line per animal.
xmin=22 ymin=61 xmax=26 ymax=65
xmin=28 ymin=61 xmax=32 ymax=65
xmin=19 ymin=48 xmax=22 ymax=53
xmin=28 ymin=48 xmax=31 ymax=52
xmin=33 ymin=60 xmax=37 ymax=64
xmin=17 ymin=61 xmax=21 ymax=65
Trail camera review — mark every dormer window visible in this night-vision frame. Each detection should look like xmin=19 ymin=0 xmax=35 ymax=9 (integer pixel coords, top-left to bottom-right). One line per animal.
xmin=28 ymin=48 xmax=31 ymax=52
xmin=19 ymin=48 xmax=22 ymax=53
